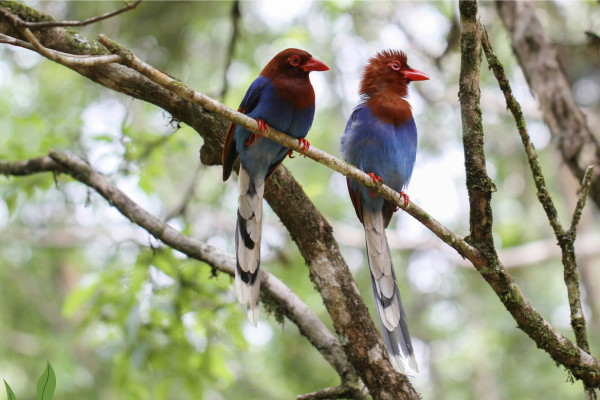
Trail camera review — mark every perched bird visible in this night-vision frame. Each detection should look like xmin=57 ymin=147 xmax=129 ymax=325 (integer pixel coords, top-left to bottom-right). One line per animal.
xmin=340 ymin=50 xmax=429 ymax=372
xmin=222 ymin=48 xmax=329 ymax=326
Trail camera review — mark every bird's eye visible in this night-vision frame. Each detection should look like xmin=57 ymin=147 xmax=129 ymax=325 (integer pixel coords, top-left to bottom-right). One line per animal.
xmin=391 ymin=61 xmax=401 ymax=71
xmin=290 ymin=55 xmax=301 ymax=67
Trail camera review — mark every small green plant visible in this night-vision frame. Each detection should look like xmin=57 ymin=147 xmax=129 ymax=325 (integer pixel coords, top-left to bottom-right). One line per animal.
xmin=4 ymin=362 xmax=56 ymax=400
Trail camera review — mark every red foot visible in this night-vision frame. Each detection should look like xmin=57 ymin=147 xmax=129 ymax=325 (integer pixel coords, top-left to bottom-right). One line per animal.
xmin=245 ymin=133 xmax=259 ymax=146
xmin=288 ymin=138 xmax=311 ymax=158
xmin=392 ymin=191 xmax=410 ymax=211
xmin=246 ymin=119 xmax=269 ymax=146
xmin=257 ymin=118 xmax=269 ymax=135
xmin=299 ymin=138 xmax=310 ymax=156
xmin=367 ymin=173 xmax=383 ymax=198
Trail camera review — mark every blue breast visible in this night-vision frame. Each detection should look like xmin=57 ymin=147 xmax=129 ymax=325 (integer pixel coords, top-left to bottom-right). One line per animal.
xmin=340 ymin=105 xmax=417 ymax=215
xmin=235 ymin=76 xmax=315 ymax=180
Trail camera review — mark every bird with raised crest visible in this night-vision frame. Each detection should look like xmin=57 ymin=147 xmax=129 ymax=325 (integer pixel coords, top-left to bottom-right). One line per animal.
xmin=222 ymin=48 xmax=329 ymax=327
xmin=340 ymin=50 xmax=429 ymax=373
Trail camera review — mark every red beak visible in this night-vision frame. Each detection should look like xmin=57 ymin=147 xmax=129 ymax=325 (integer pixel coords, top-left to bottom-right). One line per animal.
xmin=403 ymin=69 xmax=429 ymax=81
xmin=302 ymin=57 xmax=329 ymax=72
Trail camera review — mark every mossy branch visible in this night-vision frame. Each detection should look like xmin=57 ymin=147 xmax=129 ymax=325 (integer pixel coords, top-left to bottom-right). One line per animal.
xmin=481 ymin=23 xmax=597 ymax=395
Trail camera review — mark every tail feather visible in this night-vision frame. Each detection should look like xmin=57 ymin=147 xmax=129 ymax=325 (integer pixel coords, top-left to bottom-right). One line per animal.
xmin=235 ymin=166 xmax=263 ymax=327
xmin=364 ymin=209 xmax=418 ymax=373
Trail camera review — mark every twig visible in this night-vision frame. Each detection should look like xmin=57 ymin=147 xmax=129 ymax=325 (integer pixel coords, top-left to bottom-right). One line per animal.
xmin=481 ymin=24 xmax=597 ymax=396
xmin=0 ymin=156 xmax=65 ymax=176
xmin=0 ymin=8 xmax=122 ymax=66
xmin=219 ymin=0 xmax=241 ymax=101
xmin=18 ymin=0 xmax=143 ymax=29
xmin=568 ymin=165 xmax=595 ymax=236
xmin=0 ymin=32 xmax=34 ymax=50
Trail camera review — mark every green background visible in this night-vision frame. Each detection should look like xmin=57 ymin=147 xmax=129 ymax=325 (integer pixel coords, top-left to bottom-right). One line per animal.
xmin=1 ymin=1 xmax=600 ymax=399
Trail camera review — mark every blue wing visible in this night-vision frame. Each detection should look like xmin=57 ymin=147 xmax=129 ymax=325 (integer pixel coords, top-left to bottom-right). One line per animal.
xmin=340 ymin=105 xmax=417 ymax=216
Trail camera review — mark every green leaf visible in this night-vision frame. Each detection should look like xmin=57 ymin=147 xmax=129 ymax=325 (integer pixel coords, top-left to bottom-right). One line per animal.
xmin=36 ymin=362 xmax=56 ymax=400
xmin=4 ymin=380 xmax=17 ymax=400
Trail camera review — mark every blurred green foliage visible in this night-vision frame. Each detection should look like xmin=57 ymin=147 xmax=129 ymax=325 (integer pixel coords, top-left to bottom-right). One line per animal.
xmin=1 ymin=1 xmax=600 ymax=399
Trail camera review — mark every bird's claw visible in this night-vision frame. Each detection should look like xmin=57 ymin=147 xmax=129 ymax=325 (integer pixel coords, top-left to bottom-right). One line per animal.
xmin=288 ymin=138 xmax=310 ymax=158
xmin=299 ymin=138 xmax=310 ymax=156
xmin=245 ymin=133 xmax=258 ymax=146
xmin=246 ymin=119 xmax=269 ymax=146
xmin=367 ymin=173 xmax=383 ymax=198
xmin=392 ymin=192 xmax=409 ymax=211
xmin=257 ymin=118 xmax=269 ymax=135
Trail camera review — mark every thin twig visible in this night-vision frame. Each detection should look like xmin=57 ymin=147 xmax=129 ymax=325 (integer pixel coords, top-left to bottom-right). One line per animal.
xmin=19 ymin=0 xmax=143 ymax=29
xmin=0 ymin=8 xmax=122 ymax=66
xmin=219 ymin=0 xmax=241 ymax=101
xmin=568 ymin=165 xmax=595 ymax=236
xmin=0 ymin=157 xmax=65 ymax=176
xmin=0 ymin=32 xmax=34 ymax=50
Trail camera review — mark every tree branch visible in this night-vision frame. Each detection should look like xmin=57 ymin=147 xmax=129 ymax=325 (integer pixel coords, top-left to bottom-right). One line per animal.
xmin=474 ymin=10 xmax=598 ymax=392
xmin=568 ymin=165 xmax=595 ymax=236
xmin=481 ymin=25 xmax=597 ymax=397
xmin=0 ymin=152 xmax=357 ymax=391
xmin=18 ymin=0 xmax=143 ymax=29
xmin=496 ymin=0 xmax=600 ymax=211
xmin=0 ymin=7 xmax=122 ymax=66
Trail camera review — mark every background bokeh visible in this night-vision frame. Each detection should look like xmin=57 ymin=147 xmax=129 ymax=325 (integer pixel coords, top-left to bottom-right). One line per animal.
xmin=1 ymin=1 xmax=600 ymax=399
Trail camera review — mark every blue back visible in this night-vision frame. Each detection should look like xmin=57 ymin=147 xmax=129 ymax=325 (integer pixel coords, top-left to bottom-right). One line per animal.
xmin=340 ymin=105 xmax=417 ymax=215
xmin=235 ymin=76 xmax=316 ymax=180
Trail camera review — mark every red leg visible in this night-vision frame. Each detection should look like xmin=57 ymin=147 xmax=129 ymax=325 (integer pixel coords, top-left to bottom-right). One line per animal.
xmin=245 ymin=133 xmax=258 ymax=146
xmin=392 ymin=192 xmax=409 ymax=211
xmin=400 ymin=191 xmax=409 ymax=207
xmin=367 ymin=173 xmax=383 ymax=198
xmin=287 ymin=149 xmax=296 ymax=159
xmin=246 ymin=119 xmax=269 ymax=146
xmin=257 ymin=118 xmax=269 ymax=137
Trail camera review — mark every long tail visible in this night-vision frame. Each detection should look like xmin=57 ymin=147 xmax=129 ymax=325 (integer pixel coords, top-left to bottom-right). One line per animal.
xmin=363 ymin=209 xmax=418 ymax=373
xmin=235 ymin=165 xmax=264 ymax=327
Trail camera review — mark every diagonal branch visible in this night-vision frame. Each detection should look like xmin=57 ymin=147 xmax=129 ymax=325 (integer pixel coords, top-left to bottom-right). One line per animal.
xmin=0 ymin=152 xmax=357 ymax=393
xmin=481 ymin=26 xmax=596 ymax=397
